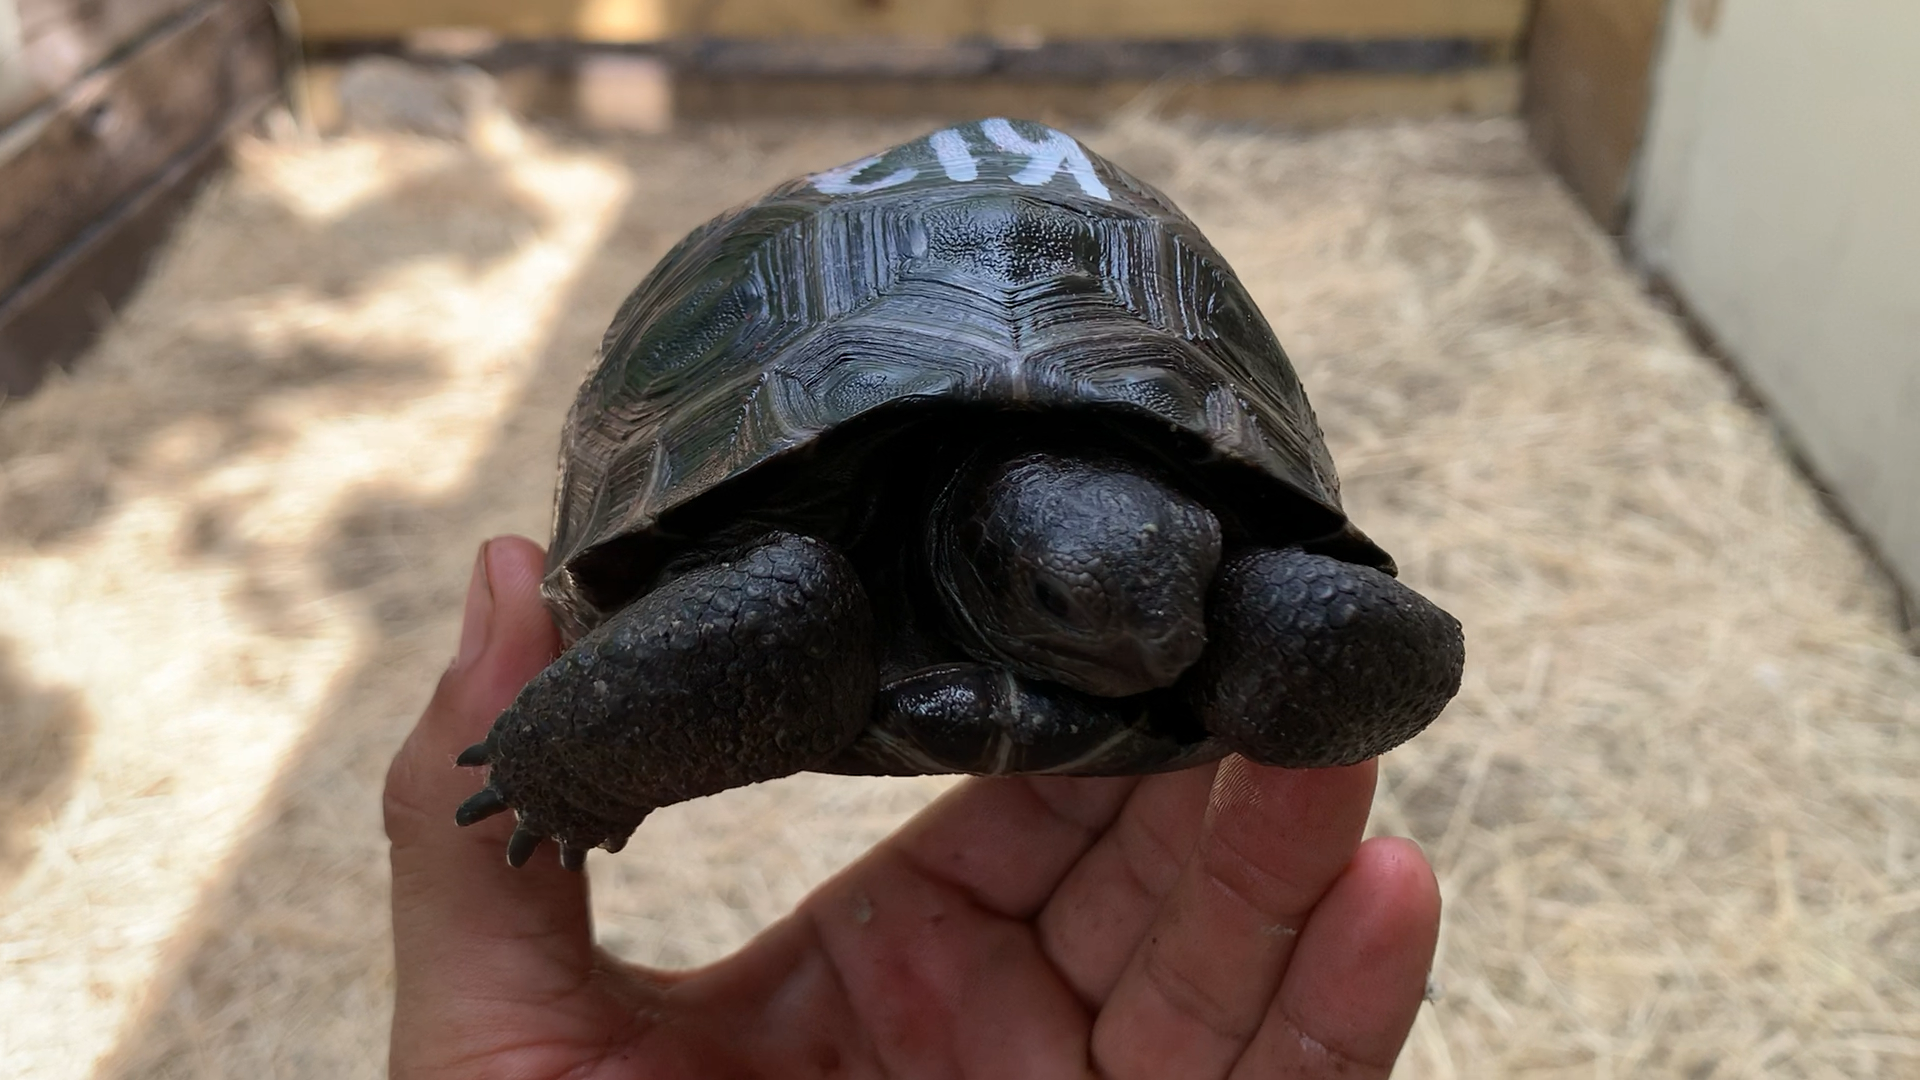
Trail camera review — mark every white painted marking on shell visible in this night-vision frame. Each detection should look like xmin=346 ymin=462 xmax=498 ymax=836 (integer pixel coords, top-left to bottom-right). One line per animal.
xmin=928 ymin=128 xmax=977 ymax=181
xmin=980 ymin=118 xmax=1111 ymax=200
xmin=810 ymin=154 xmax=917 ymax=195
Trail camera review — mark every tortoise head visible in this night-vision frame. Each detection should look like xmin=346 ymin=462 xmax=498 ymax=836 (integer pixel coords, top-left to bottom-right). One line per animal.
xmin=932 ymin=451 xmax=1223 ymax=697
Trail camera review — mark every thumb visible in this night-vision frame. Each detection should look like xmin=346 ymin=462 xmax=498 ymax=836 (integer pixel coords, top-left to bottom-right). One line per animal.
xmin=386 ymin=537 xmax=594 ymax=1062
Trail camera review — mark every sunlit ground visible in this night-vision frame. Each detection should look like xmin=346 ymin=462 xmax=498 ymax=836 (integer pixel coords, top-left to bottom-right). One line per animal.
xmin=2 ymin=114 xmax=1916 ymax=1078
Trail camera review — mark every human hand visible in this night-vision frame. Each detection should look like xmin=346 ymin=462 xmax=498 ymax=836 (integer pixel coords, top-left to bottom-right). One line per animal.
xmin=385 ymin=536 xmax=1441 ymax=1079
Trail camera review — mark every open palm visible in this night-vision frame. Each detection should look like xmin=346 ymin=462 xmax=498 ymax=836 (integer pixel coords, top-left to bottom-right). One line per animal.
xmin=385 ymin=536 xmax=1441 ymax=1079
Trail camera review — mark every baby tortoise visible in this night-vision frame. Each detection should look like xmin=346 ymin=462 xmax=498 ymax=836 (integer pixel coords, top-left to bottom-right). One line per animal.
xmin=456 ymin=119 xmax=1465 ymax=870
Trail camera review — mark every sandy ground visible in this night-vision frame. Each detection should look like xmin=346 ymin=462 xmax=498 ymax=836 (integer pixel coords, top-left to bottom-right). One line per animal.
xmin=2 ymin=113 xmax=1917 ymax=1078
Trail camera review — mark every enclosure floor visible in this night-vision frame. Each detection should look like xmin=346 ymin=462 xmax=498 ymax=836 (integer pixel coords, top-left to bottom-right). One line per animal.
xmin=3 ymin=115 xmax=1917 ymax=1079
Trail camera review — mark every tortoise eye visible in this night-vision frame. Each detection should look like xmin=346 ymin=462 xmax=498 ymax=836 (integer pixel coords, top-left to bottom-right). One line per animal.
xmin=1033 ymin=578 xmax=1075 ymax=620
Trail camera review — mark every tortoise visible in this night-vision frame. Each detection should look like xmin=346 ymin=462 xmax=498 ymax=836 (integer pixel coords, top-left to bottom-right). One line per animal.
xmin=454 ymin=119 xmax=1465 ymax=871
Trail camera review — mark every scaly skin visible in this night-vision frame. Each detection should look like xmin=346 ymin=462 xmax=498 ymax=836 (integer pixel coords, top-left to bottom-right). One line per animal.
xmin=934 ymin=451 xmax=1222 ymax=697
xmin=457 ymin=465 xmax=1464 ymax=870
xmin=1190 ymin=549 xmax=1465 ymax=768
xmin=821 ymin=662 xmax=1218 ymax=777
xmin=458 ymin=532 xmax=875 ymax=865
xmin=826 ymin=547 xmax=1463 ymax=780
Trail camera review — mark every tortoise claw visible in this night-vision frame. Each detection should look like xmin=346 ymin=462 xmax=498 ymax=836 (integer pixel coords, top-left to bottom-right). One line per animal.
xmin=602 ymin=832 xmax=629 ymax=854
xmin=506 ymin=825 xmax=543 ymax=868
xmin=455 ymin=742 xmax=490 ymax=767
xmin=559 ymin=844 xmax=588 ymax=872
xmin=454 ymin=787 xmax=508 ymax=826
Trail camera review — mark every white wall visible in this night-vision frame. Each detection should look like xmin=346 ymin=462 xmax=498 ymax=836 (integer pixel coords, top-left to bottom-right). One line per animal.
xmin=1632 ymin=0 xmax=1920 ymax=599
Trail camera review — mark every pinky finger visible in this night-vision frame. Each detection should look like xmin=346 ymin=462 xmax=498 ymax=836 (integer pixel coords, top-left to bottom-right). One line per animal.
xmin=1229 ymin=837 xmax=1440 ymax=1079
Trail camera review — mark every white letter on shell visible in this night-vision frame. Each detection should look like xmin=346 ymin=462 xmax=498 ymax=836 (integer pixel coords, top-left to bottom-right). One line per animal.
xmin=928 ymin=128 xmax=977 ymax=181
xmin=979 ymin=118 xmax=1111 ymax=200
xmin=811 ymin=154 xmax=917 ymax=195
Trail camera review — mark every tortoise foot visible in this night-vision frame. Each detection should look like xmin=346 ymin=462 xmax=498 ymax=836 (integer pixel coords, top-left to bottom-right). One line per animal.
xmin=452 ymin=768 xmax=643 ymax=870
xmin=452 ymin=531 xmax=874 ymax=867
xmin=1190 ymin=548 xmax=1463 ymax=768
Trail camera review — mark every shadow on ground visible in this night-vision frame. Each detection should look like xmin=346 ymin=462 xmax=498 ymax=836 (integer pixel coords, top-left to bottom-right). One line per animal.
xmin=86 ymin=123 xmax=957 ymax=1077
xmin=0 ymin=154 xmax=544 ymax=552
xmin=0 ymin=639 xmax=90 ymax=889
xmin=87 ymin=129 xmax=705 ymax=1079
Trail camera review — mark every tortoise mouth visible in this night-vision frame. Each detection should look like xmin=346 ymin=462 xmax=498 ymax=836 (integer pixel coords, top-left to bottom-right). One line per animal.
xmin=997 ymin=628 xmax=1208 ymax=698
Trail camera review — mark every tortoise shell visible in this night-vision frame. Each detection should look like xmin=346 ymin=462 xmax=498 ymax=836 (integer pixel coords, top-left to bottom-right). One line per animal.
xmin=543 ymin=118 xmax=1391 ymax=641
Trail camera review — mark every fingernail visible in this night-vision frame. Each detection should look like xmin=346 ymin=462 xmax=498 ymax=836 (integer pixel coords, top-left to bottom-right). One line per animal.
xmin=455 ymin=541 xmax=494 ymax=670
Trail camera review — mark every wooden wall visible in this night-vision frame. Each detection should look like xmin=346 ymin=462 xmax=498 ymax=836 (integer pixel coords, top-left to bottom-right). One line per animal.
xmin=292 ymin=0 xmax=1531 ymax=45
xmin=1523 ymin=0 xmax=1667 ymax=231
xmin=295 ymin=0 xmax=1532 ymax=134
xmin=0 ymin=0 xmax=281 ymax=395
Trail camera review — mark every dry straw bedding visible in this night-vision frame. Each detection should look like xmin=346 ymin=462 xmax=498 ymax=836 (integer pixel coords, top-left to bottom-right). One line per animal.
xmin=1 ymin=114 xmax=1916 ymax=1078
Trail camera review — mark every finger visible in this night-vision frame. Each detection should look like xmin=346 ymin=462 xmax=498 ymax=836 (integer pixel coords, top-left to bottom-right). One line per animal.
xmin=1036 ymin=763 xmax=1220 ymax=1003
xmin=796 ymin=826 xmax=1100 ymax=1079
xmin=1229 ymin=837 xmax=1440 ymax=1079
xmin=720 ymin=774 xmax=1136 ymax=1075
xmin=662 ymin=773 xmax=1142 ymax=1076
xmin=385 ymin=539 xmax=605 ymax=1057
xmin=1091 ymin=757 xmax=1377 ymax=1080
xmin=882 ymin=773 xmax=1142 ymax=918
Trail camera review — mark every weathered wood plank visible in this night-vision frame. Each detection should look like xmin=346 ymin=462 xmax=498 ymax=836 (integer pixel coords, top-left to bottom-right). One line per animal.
xmin=1523 ymin=0 xmax=1667 ymax=230
xmin=0 ymin=125 xmax=232 ymax=396
xmin=0 ymin=0 xmax=206 ymax=128
xmin=671 ymin=37 xmax=1490 ymax=79
xmin=669 ymin=67 xmax=1520 ymax=126
xmin=972 ymin=0 xmax=1526 ymax=40
xmin=0 ymin=0 xmax=278 ymax=301
xmin=293 ymin=0 xmax=1529 ymax=44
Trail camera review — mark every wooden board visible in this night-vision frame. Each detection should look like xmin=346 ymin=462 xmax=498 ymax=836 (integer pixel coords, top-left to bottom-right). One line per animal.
xmin=1523 ymin=0 xmax=1667 ymax=230
xmin=0 ymin=130 xmax=235 ymax=395
xmin=667 ymin=37 xmax=1490 ymax=79
xmin=0 ymin=0 xmax=278 ymax=301
xmin=0 ymin=0 xmax=207 ymax=128
xmin=293 ymin=0 xmax=1529 ymax=44
xmin=671 ymin=67 xmax=1521 ymax=126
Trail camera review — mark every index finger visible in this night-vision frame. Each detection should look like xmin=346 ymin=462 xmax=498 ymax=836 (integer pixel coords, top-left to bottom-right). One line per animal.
xmin=384 ymin=539 xmax=598 ymax=1058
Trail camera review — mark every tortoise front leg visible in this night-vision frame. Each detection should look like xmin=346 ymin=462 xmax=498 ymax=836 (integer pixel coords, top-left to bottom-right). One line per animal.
xmin=455 ymin=532 xmax=875 ymax=869
xmin=1187 ymin=548 xmax=1464 ymax=768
